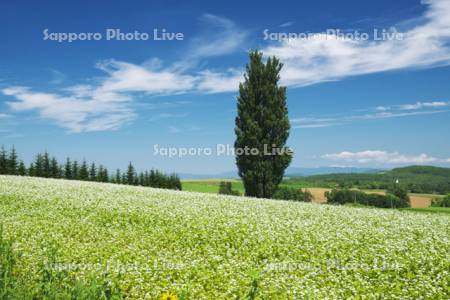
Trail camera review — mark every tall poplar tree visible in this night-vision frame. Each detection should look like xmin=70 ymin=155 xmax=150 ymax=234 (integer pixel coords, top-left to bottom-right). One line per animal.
xmin=235 ymin=50 xmax=292 ymax=198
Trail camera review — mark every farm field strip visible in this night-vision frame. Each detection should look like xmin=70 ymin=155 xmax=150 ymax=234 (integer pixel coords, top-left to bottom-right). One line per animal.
xmin=182 ymin=180 xmax=440 ymax=208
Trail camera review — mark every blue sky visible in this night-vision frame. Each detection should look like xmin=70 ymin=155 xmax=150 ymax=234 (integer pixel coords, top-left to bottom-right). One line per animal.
xmin=1 ymin=0 xmax=449 ymax=174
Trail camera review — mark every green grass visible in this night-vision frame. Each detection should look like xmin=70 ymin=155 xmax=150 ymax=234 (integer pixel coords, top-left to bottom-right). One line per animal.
xmin=182 ymin=179 xmax=244 ymax=194
xmin=399 ymin=207 xmax=450 ymax=214
xmin=1 ymin=175 xmax=449 ymax=299
xmin=181 ymin=180 xmax=445 ymax=207
xmin=181 ymin=179 xmax=310 ymax=195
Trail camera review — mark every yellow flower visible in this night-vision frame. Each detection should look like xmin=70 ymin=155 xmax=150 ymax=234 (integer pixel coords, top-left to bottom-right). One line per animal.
xmin=159 ymin=292 xmax=178 ymax=300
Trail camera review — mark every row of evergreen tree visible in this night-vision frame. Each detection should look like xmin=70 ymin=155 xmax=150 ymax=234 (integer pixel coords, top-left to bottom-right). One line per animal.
xmin=0 ymin=146 xmax=181 ymax=190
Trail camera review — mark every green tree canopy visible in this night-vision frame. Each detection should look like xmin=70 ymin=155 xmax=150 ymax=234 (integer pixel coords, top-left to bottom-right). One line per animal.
xmin=235 ymin=50 xmax=292 ymax=198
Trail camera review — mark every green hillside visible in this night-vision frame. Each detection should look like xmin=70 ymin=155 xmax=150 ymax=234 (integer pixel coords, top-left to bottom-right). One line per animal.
xmin=1 ymin=176 xmax=449 ymax=299
xmin=286 ymin=165 xmax=450 ymax=194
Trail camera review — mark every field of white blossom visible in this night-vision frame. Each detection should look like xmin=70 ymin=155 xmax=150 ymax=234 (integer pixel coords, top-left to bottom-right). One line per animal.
xmin=0 ymin=175 xmax=449 ymax=299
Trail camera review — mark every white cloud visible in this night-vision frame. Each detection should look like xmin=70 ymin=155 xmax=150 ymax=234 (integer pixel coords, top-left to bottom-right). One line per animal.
xmin=190 ymin=14 xmax=248 ymax=59
xmin=168 ymin=126 xmax=180 ymax=134
xmin=349 ymin=109 xmax=448 ymax=120
xmin=149 ymin=112 xmax=189 ymax=122
xmin=197 ymin=69 xmax=243 ymax=93
xmin=171 ymin=13 xmax=249 ymax=72
xmin=0 ymin=113 xmax=11 ymax=119
xmin=167 ymin=124 xmax=200 ymax=134
xmin=291 ymin=103 xmax=449 ymax=129
xmin=293 ymin=123 xmax=342 ymax=129
xmin=1 ymin=14 xmax=248 ymax=132
xmin=4 ymin=3 xmax=450 ymax=132
xmin=96 ymin=60 xmax=197 ymax=95
xmin=291 ymin=117 xmax=342 ymax=128
xmin=323 ymin=150 xmax=440 ymax=164
xmin=2 ymin=86 xmax=135 ymax=133
xmin=1 ymin=59 xmax=233 ymax=132
xmin=48 ymin=68 xmax=66 ymax=85
xmin=397 ymin=101 xmax=449 ymax=110
xmin=375 ymin=106 xmax=390 ymax=111
xmin=279 ymin=21 xmax=295 ymax=28
xmin=262 ymin=0 xmax=450 ymax=87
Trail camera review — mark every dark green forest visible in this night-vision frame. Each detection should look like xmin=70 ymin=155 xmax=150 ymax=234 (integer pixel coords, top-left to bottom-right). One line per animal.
xmin=0 ymin=145 xmax=181 ymax=190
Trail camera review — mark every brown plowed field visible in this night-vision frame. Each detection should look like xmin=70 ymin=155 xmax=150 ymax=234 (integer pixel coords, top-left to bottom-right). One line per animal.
xmin=306 ymin=188 xmax=434 ymax=208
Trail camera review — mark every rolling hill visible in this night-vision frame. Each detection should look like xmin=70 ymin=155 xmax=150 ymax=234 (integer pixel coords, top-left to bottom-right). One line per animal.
xmin=0 ymin=175 xmax=448 ymax=299
xmin=289 ymin=165 xmax=450 ymax=194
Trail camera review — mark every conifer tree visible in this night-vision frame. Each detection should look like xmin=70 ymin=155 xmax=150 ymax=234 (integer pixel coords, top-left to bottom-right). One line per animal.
xmin=89 ymin=163 xmax=97 ymax=181
xmin=18 ymin=160 xmax=27 ymax=176
xmin=72 ymin=160 xmax=79 ymax=180
xmin=8 ymin=146 xmax=18 ymax=175
xmin=43 ymin=152 xmax=51 ymax=178
xmin=50 ymin=157 xmax=60 ymax=178
xmin=0 ymin=146 xmax=7 ymax=175
xmin=28 ymin=163 xmax=35 ymax=177
xmin=115 ymin=169 xmax=121 ymax=184
xmin=235 ymin=50 xmax=292 ymax=198
xmin=144 ymin=171 xmax=150 ymax=186
xmin=126 ymin=162 xmax=135 ymax=185
xmin=97 ymin=165 xmax=109 ymax=182
xmin=138 ymin=172 xmax=145 ymax=186
xmin=149 ymin=169 xmax=156 ymax=186
xmin=0 ymin=146 xmax=182 ymax=190
xmin=79 ymin=160 xmax=89 ymax=181
xmin=34 ymin=154 xmax=44 ymax=177
xmin=64 ymin=158 xmax=72 ymax=179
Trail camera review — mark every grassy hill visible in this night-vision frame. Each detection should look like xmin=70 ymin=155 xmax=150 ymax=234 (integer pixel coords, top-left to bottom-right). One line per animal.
xmin=285 ymin=165 xmax=450 ymax=194
xmin=0 ymin=176 xmax=449 ymax=299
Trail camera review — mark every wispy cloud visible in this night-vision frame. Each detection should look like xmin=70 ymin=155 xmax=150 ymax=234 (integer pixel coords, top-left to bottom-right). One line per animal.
xmin=397 ymin=101 xmax=449 ymax=110
xmin=323 ymin=150 xmax=445 ymax=165
xmin=1 ymin=14 xmax=248 ymax=132
xmin=2 ymin=86 xmax=135 ymax=133
xmin=168 ymin=126 xmax=181 ymax=134
xmin=263 ymin=0 xmax=450 ymax=87
xmin=96 ymin=60 xmax=197 ymax=95
xmin=376 ymin=101 xmax=450 ymax=111
xmin=279 ymin=21 xmax=295 ymax=28
xmin=292 ymin=100 xmax=449 ymax=129
xmin=149 ymin=112 xmax=189 ymax=122
xmin=48 ymin=68 xmax=66 ymax=85
xmin=189 ymin=14 xmax=248 ymax=59
xmin=1 ymin=58 xmax=235 ymax=132
xmin=293 ymin=123 xmax=343 ymax=129
xmin=172 ymin=13 xmax=249 ymax=72
xmin=0 ymin=113 xmax=11 ymax=119
xmin=3 ymin=1 xmax=450 ymax=133
xmin=167 ymin=125 xmax=200 ymax=134
xmin=196 ymin=69 xmax=243 ymax=93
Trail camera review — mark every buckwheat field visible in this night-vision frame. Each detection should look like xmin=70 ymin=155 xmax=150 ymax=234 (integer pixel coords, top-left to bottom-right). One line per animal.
xmin=0 ymin=176 xmax=449 ymax=299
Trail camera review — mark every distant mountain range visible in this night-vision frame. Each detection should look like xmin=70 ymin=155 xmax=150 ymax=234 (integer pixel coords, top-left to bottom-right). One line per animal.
xmin=179 ymin=166 xmax=382 ymax=180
